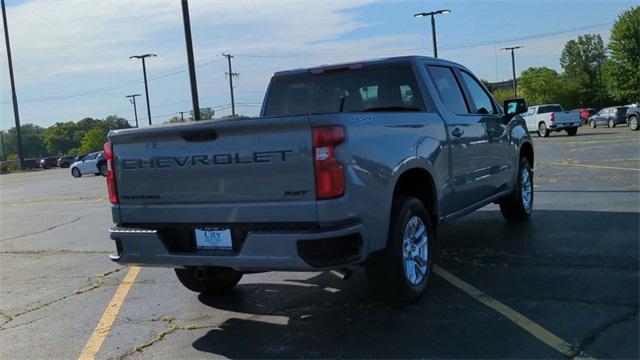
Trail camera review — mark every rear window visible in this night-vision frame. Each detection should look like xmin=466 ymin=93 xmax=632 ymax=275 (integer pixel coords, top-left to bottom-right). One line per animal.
xmin=615 ymin=107 xmax=628 ymax=114
xmin=538 ymin=105 xmax=563 ymax=113
xmin=263 ymin=64 xmax=425 ymax=117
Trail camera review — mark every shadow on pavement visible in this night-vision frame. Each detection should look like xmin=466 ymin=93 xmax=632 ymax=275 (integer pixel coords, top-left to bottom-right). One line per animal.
xmin=191 ymin=210 xmax=639 ymax=359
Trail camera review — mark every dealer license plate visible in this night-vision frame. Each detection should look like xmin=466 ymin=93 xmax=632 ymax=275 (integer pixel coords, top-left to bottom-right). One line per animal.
xmin=195 ymin=228 xmax=233 ymax=250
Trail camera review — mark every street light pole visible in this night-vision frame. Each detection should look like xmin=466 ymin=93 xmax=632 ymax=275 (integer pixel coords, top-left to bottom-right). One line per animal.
xmin=126 ymin=94 xmax=141 ymax=127
xmin=130 ymin=53 xmax=156 ymax=125
xmin=181 ymin=0 xmax=201 ymax=121
xmin=501 ymin=46 xmax=524 ymax=97
xmin=2 ymin=0 xmax=24 ymax=168
xmin=414 ymin=9 xmax=451 ymax=58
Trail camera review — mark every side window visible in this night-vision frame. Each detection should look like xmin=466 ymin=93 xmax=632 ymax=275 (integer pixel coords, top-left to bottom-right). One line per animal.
xmin=459 ymin=71 xmax=496 ymax=114
xmin=84 ymin=154 xmax=97 ymax=161
xmin=427 ymin=65 xmax=469 ymax=114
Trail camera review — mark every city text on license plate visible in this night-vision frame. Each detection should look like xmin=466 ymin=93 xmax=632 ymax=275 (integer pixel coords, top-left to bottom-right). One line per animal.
xmin=195 ymin=228 xmax=233 ymax=250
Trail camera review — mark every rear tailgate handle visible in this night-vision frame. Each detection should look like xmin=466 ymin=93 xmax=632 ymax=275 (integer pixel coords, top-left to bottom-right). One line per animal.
xmin=182 ymin=129 xmax=217 ymax=142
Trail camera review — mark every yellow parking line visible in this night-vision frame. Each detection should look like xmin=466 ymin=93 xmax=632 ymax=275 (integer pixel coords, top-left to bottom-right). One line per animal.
xmin=433 ymin=265 xmax=593 ymax=359
xmin=550 ymin=162 xmax=640 ymax=172
xmin=78 ymin=266 xmax=141 ymax=360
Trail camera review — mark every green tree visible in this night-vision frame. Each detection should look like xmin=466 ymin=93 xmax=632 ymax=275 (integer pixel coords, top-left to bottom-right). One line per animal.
xmin=77 ymin=128 xmax=108 ymax=154
xmin=491 ymin=88 xmax=515 ymax=104
xmin=189 ymin=107 xmax=215 ymax=120
xmin=560 ymin=34 xmax=607 ymax=107
xmin=518 ymin=67 xmax=580 ymax=108
xmin=602 ymin=6 xmax=640 ymax=103
xmin=2 ymin=124 xmax=47 ymax=159
xmin=43 ymin=121 xmax=80 ymax=155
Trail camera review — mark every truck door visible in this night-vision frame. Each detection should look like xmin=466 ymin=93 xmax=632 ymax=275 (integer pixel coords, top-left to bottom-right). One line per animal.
xmin=456 ymin=69 xmax=513 ymax=195
xmin=426 ymin=65 xmax=491 ymax=213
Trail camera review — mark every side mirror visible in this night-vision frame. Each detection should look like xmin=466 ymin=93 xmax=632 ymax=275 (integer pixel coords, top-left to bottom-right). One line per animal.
xmin=503 ymin=98 xmax=528 ymax=119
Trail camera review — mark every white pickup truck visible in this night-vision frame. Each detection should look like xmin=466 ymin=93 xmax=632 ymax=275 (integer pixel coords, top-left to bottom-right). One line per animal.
xmin=522 ymin=104 xmax=582 ymax=137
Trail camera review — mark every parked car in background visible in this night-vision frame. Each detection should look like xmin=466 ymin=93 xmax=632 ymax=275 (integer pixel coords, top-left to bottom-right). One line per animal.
xmin=571 ymin=108 xmax=596 ymax=124
xmin=626 ymin=106 xmax=639 ymax=131
xmin=522 ymin=104 xmax=582 ymax=137
xmin=57 ymin=155 xmax=75 ymax=168
xmin=70 ymin=151 xmax=105 ymax=177
xmin=38 ymin=157 xmax=58 ymax=169
xmin=588 ymin=106 xmax=629 ymax=128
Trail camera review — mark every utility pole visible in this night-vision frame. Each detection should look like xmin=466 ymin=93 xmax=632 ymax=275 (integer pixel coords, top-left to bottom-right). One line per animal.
xmin=130 ymin=53 xmax=156 ymax=125
xmin=126 ymin=94 xmax=141 ymax=127
xmin=0 ymin=130 xmax=5 ymax=161
xmin=414 ymin=9 xmax=451 ymax=58
xmin=178 ymin=111 xmax=188 ymax=121
xmin=181 ymin=0 xmax=200 ymax=121
xmin=501 ymin=45 xmax=524 ymax=97
xmin=223 ymin=53 xmax=238 ymax=117
xmin=2 ymin=0 xmax=24 ymax=169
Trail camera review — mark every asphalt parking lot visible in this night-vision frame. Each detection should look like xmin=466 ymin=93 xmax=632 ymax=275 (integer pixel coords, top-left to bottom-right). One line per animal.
xmin=0 ymin=126 xmax=638 ymax=359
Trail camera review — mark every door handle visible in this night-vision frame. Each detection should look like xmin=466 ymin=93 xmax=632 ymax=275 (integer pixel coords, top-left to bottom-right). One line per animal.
xmin=451 ymin=127 xmax=464 ymax=138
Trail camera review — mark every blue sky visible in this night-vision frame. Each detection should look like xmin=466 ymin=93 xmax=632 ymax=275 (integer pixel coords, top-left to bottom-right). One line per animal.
xmin=0 ymin=0 xmax=636 ymax=129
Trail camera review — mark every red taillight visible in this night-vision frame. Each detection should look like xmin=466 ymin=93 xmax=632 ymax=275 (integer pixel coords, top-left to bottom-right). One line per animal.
xmin=312 ymin=126 xmax=345 ymax=200
xmin=550 ymin=113 xmax=555 ymax=122
xmin=104 ymin=141 xmax=118 ymax=204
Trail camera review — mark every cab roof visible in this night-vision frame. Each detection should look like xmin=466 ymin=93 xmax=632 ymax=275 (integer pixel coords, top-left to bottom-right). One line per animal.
xmin=272 ymin=55 xmax=466 ymax=78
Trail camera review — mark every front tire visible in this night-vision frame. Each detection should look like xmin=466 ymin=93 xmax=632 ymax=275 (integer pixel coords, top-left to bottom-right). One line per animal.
xmin=566 ymin=127 xmax=578 ymax=136
xmin=175 ymin=267 xmax=242 ymax=294
xmin=71 ymin=167 xmax=81 ymax=178
xmin=589 ymin=120 xmax=596 ymax=128
xmin=499 ymin=157 xmax=533 ymax=222
xmin=608 ymin=119 xmax=615 ymax=128
xmin=629 ymin=116 xmax=639 ymax=131
xmin=366 ymin=197 xmax=433 ymax=304
xmin=538 ymin=122 xmax=549 ymax=137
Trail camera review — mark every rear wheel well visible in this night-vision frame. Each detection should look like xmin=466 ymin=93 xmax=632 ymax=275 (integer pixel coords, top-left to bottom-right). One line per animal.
xmin=392 ymin=168 xmax=438 ymax=227
xmin=520 ymin=142 xmax=534 ymax=168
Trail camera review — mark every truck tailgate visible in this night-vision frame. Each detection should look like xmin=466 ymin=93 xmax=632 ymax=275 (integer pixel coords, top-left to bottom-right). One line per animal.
xmin=553 ymin=111 xmax=580 ymax=125
xmin=110 ymin=116 xmax=317 ymax=224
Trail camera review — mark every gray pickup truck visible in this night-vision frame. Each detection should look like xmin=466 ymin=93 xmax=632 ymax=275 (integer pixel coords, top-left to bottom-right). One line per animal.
xmin=105 ymin=56 xmax=534 ymax=302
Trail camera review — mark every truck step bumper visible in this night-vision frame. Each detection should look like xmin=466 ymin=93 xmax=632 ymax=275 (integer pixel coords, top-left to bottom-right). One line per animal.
xmin=108 ymin=223 xmax=367 ymax=271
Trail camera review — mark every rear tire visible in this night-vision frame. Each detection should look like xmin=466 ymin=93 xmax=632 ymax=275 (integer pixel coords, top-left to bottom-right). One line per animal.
xmin=71 ymin=167 xmax=81 ymax=178
xmin=538 ymin=122 xmax=549 ymax=137
xmin=499 ymin=157 xmax=533 ymax=222
xmin=566 ymin=127 xmax=578 ymax=136
xmin=608 ymin=119 xmax=615 ymax=128
xmin=99 ymin=164 xmax=108 ymax=177
xmin=366 ymin=197 xmax=433 ymax=304
xmin=629 ymin=116 xmax=639 ymax=131
xmin=175 ymin=267 xmax=242 ymax=294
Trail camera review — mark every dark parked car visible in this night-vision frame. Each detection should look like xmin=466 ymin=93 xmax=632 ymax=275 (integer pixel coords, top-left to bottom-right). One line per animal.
xmin=38 ymin=157 xmax=58 ymax=169
xmin=74 ymin=154 xmax=88 ymax=162
xmin=57 ymin=155 xmax=75 ymax=168
xmin=627 ymin=106 xmax=639 ymax=131
xmin=589 ymin=106 xmax=629 ymax=128
xmin=572 ymin=108 xmax=596 ymax=124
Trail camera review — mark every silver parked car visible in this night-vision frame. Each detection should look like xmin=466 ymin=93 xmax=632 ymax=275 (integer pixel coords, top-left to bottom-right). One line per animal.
xmin=70 ymin=151 xmax=106 ymax=177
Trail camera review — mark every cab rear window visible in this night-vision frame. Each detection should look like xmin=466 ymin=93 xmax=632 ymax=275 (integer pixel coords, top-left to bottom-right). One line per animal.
xmin=264 ymin=64 xmax=425 ymax=117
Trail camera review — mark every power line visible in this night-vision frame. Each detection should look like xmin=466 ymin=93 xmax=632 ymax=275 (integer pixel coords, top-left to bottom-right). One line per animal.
xmin=233 ymin=21 xmax=613 ymax=59
xmin=1 ymin=54 xmax=223 ymax=105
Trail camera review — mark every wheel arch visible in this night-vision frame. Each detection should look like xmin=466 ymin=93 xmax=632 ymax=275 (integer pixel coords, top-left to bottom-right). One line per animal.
xmin=519 ymin=141 xmax=534 ymax=169
xmin=390 ymin=167 xmax=438 ymax=230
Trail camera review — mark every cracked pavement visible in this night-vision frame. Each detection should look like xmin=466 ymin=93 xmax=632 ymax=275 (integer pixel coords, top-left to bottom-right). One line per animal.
xmin=0 ymin=126 xmax=638 ymax=359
